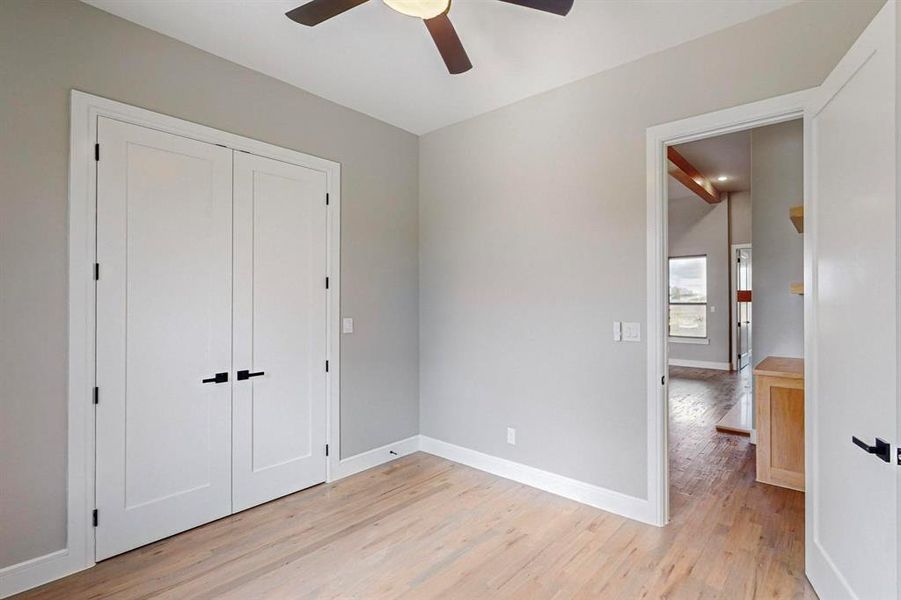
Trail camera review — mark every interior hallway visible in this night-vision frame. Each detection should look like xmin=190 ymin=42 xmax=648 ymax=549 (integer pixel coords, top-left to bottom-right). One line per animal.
xmin=17 ymin=367 xmax=810 ymax=599
xmin=668 ymin=366 xmax=810 ymax=596
xmin=669 ymin=365 xmax=755 ymax=510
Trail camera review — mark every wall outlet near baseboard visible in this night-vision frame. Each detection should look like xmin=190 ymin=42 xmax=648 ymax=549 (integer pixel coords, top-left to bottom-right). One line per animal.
xmin=506 ymin=427 xmax=516 ymax=445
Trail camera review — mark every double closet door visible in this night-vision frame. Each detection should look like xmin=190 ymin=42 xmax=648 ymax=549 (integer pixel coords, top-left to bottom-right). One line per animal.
xmin=94 ymin=117 xmax=328 ymax=561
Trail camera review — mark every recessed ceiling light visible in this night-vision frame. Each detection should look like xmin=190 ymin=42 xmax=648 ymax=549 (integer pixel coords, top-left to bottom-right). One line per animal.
xmin=716 ymin=175 xmax=729 ymax=182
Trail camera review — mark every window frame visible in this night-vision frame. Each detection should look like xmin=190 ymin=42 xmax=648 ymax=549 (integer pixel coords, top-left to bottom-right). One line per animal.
xmin=668 ymin=254 xmax=709 ymax=339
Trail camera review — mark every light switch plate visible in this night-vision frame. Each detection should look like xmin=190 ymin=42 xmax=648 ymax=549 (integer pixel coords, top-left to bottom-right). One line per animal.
xmin=613 ymin=321 xmax=622 ymax=342
xmin=507 ymin=427 xmax=516 ymax=445
xmin=622 ymin=322 xmax=641 ymax=342
xmin=342 ymin=317 xmax=354 ymax=334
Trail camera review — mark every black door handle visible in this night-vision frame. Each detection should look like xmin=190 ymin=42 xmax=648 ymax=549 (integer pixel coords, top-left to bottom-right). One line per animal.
xmin=202 ymin=372 xmax=228 ymax=384
xmin=237 ymin=370 xmax=265 ymax=381
xmin=852 ymin=436 xmax=891 ymax=463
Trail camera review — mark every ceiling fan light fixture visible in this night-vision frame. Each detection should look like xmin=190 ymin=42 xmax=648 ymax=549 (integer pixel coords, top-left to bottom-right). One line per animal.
xmin=383 ymin=0 xmax=450 ymax=19
xmin=286 ymin=0 xmax=572 ymax=75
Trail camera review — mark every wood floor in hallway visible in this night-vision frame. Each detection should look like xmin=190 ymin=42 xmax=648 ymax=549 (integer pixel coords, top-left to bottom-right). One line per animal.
xmin=17 ymin=367 xmax=811 ymax=599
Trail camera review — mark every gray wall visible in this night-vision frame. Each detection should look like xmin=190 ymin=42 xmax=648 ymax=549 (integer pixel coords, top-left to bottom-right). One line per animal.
xmin=419 ymin=1 xmax=881 ymax=499
xmin=667 ymin=197 xmax=730 ymax=365
xmin=0 ymin=0 xmax=419 ymax=568
xmin=730 ymin=191 xmax=753 ymax=246
xmin=751 ymin=120 xmax=805 ymax=364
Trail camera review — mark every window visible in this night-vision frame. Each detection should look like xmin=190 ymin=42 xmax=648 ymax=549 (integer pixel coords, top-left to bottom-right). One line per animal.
xmin=669 ymin=256 xmax=707 ymax=338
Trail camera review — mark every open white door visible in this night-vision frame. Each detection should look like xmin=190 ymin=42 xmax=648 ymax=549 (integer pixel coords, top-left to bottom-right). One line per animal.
xmin=805 ymin=2 xmax=899 ymax=598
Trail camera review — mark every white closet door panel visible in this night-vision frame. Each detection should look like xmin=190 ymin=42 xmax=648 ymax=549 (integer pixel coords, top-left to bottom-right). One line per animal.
xmin=95 ymin=117 xmax=233 ymax=560
xmin=232 ymin=152 xmax=328 ymax=512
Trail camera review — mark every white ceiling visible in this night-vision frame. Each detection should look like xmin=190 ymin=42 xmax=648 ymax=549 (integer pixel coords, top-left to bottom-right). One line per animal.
xmin=669 ymin=129 xmax=751 ymax=200
xmin=84 ymin=0 xmax=797 ymax=134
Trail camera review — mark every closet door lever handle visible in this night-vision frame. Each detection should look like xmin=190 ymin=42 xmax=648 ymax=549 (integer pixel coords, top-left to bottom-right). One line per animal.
xmin=237 ymin=370 xmax=265 ymax=381
xmin=202 ymin=372 xmax=229 ymax=384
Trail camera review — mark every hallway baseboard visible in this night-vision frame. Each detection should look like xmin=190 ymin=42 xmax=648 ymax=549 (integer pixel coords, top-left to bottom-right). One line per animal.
xmin=668 ymin=359 xmax=731 ymax=371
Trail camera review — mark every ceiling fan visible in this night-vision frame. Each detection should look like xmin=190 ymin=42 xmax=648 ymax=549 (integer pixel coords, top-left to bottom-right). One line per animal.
xmin=285 ymin=0 xmax=574 ymax=75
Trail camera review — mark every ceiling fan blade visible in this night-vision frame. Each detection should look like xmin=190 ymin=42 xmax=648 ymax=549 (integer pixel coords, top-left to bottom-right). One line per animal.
xmin=497 ymin=0 xmax=573 ymax=16
xmin=423 ymin=13 xmax=472 ymax=75
xmin=285 ymin=0 xmax=371 ymax=26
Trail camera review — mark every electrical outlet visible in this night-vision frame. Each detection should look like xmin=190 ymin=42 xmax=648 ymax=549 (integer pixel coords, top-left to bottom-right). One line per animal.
xmin=506 ymin=427 xmax=516 ymax=445
xmin=613 ymin=321 xmax=622 ymax=341
xmin=342 ymin=317 xmax=354 ymax=334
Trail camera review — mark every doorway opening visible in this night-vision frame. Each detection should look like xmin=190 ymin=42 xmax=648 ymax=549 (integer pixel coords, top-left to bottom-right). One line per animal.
xmin=645 ymin=89 xmax=813 ymax=531
xmin=662 ymin=119 xmax=806 ymax=547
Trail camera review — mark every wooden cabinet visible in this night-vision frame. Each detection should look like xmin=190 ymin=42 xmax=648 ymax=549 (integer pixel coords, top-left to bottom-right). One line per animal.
xmin=754 ymin=356 xmax=805 ymax=492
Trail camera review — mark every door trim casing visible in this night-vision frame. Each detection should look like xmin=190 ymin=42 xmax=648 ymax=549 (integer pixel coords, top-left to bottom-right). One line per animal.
xmin=645 ymin=88 xmax=814 ymax=527
xmin=59 ymin=90 xmax=340 ymax=589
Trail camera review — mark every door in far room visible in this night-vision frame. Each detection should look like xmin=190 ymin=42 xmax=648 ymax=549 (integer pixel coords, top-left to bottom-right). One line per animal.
xmin=735 ymin=247 xmax=752 ymax=370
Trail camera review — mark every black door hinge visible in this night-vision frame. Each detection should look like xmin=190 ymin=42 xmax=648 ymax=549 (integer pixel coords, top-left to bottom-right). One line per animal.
xmin=661 ymin=376 xmax=666 ymax=385
xmin=325 ymin=277 xmax=329 ymax=289
xmin=92 ymin=509 xmax=98 ymax=527
xmin=897 ymin=447 xmax=900 ymax=466
xmin=325 ymin=444 xmax=329 ymax=457
xmin=94 ymin=143 xmax=100 ymax=162
xmin=325 ymin=193 xmax=329 ymax=206
xmin=94 ymin=263 xmax=100 ymax=281
xmin=325 ymin=360 xmax=329 ymax=373
xmin=93 ymin=387 xmax=99 ymax=405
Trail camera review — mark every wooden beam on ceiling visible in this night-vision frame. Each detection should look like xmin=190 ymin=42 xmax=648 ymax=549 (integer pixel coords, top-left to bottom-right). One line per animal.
xmin=667 ymin=146 xmax=723 ymax=204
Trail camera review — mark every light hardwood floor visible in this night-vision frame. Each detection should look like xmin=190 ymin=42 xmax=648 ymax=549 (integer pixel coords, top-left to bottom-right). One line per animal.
xmin=18 ymin=367 xmax=811 ymax=599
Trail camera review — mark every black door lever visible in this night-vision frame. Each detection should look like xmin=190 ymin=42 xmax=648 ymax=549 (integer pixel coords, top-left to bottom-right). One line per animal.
xmin=852 ymin=436 xmax=891 ymax=463
xmin=202 ymin=372 xmax=229 ymax=384
xmin=237 ymin=370 xmax=265 ymax=381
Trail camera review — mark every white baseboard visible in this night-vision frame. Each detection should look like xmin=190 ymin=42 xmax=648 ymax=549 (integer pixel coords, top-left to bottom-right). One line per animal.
xmin=418 ymin=436 xmax=657 ymax=526
xmin=0 ymin=548 xmax=88 ymax=599
xmin=3 ymin=433 xmax=659 ymax=598
xmin=329 ymin=435 xmax=420 ymax=481
xmin=668 ymin=358 xmax=732 ymax=371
